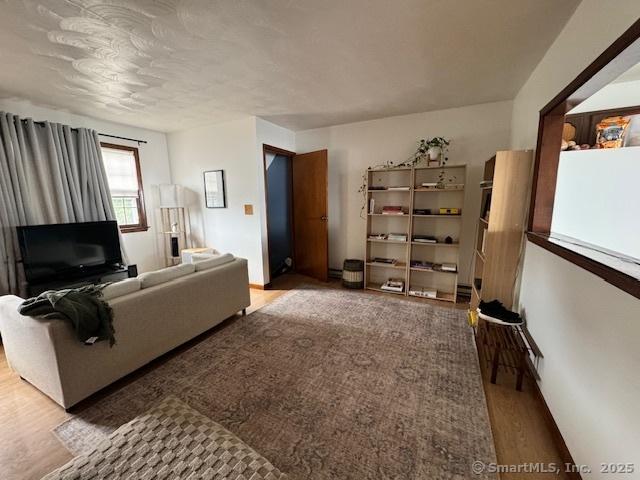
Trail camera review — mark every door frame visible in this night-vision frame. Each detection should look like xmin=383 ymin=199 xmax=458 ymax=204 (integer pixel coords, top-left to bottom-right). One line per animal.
xmin=262 ymin=144 xmax=297 ymax=284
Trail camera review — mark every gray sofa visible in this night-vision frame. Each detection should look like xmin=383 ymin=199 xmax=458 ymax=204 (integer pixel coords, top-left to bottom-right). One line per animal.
xmin=0 ymin=257 xmax=250 ymax=409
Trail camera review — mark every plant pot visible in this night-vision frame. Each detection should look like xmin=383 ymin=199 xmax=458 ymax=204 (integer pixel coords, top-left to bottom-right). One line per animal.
xmin=428 ymin=146 xmax=441 ymax=161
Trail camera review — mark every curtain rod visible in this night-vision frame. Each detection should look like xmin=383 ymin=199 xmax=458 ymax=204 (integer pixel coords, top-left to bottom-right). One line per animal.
xmin=19 ymin=118 xmax=148 ymax=145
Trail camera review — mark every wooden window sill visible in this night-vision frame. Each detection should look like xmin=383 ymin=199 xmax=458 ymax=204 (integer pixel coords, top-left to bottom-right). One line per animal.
xmin=120 ymin=226 xmax=150 ymax=234
xmin=526 ymin=232 xmax=640 ymax=299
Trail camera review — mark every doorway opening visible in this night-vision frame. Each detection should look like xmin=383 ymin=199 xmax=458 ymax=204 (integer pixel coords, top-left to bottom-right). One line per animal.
xmin=263 ymin=145 xmax=295 ymax=281
xmin=262 ymin=144 xmax=329 ymax=285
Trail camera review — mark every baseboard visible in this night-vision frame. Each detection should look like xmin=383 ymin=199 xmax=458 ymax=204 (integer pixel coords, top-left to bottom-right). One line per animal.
xmin=249 ymin=283 xmax=271 ymax=290
xmin=528 ymin=371 xmax=582 ymax=480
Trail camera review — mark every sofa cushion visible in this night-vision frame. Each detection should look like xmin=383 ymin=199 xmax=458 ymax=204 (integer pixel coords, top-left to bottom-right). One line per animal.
xmin=101 ymin=278 xmax=141 ymax=300
xmin=193 ymin=253 xmax=235 ymax=272
xmin=138 ymin=263 xmax=196 ymax=289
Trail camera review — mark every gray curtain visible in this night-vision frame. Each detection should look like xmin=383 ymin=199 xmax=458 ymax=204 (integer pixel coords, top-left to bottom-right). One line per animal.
xmin=0 ymin=112 xmax=124 ymax=296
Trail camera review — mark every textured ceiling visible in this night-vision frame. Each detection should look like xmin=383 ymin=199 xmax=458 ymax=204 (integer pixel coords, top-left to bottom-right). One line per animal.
xmin=0 ymin=0 xmax=580 ymax=132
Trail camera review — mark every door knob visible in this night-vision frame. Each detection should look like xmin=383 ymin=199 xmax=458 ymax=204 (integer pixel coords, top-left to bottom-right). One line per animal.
xmin=320 ymin=216 xmax=328 ymax=221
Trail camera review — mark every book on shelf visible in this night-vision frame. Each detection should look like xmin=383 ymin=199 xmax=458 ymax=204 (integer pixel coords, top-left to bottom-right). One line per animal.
xmin=439 ymin=207 xmax=461 ymax=215
xmin=413 ymin=235 xmax=437 ymax=243
xmin=387 ymin=233 xmax=408 ymax=242
xmin=444 ymin=183 xmax=465 ymax=190
xmin=369 ymin=185 xmax=386 ymax=190
xmin=380 ymin=278 xmax=405 ymax=292
xmin=369 ymin=198 xmax=375 ymax=214
xmin=440 ymin=263 xmax=458 ymax=272
xmin=481 ymin=228 xmax=487 ymax=254
xmin=410 ymin=260 xmax=434 ymax=271
xmin=372 ymin=257 xmax=396 ymax=265
xmin=387 ymin=186 xmax=410 ymax=191
xmin=421 ymin=182 xmax=438 ymax=187
xmin=413 ymin=208 xmax=431 ymax=215
xmin=480 ymin=180 xmax=493 ymax=188
xmin=368 ymin=233 xmax=387 ymax=240
xmin=408 ymin=288 xmax=437 ymax=298
xmin=381 ymin=206 xmax=404 ymax=215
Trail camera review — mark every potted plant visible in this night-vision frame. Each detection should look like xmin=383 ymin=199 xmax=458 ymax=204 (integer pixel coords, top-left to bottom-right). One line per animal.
xmin=425 ymin=137 xmax=450 ymax=162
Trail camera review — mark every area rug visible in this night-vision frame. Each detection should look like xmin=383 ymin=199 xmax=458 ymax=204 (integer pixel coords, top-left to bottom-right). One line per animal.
xmin=54 ymin=286 xmax=497 ymax=479
xmin=45 ymin=395 xmax=288 ymax=479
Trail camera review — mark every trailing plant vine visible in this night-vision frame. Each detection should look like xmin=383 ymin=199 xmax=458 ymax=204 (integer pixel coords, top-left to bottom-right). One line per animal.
xmin=358 ymin=137 xmax=451 ymax=217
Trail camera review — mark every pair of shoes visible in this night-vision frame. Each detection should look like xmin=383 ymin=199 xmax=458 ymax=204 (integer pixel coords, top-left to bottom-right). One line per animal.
xmin=478 ymin=300 xmax=523 ymax=325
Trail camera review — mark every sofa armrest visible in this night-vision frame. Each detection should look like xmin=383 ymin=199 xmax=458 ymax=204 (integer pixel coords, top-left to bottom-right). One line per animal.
xmin=0 ymin=295 xmax=66 ymax=406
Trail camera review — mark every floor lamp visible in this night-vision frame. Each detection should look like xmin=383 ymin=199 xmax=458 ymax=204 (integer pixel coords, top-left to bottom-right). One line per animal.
xmin=159 ymin=184 xmax=191 ymax=266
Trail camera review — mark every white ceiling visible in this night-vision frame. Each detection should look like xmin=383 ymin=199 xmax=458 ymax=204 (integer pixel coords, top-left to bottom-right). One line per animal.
xmin=0 ymin=0 xmax=579 ymax=132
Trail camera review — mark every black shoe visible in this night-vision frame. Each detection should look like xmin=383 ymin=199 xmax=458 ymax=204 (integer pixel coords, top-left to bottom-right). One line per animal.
xmin=479 ymin=299 xmax=522 ymax=324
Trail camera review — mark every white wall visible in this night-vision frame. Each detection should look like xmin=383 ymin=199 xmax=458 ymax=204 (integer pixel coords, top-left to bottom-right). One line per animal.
xmin=568 ymin=79 xmax=640 ymax=114
xmin=552 ymin=148 xmax=640 ymax=259
xmin=510 ymin=1 xmax=640 ymax=477
xmin=0 ymin=97 xmax=171 ymax=273
xmin=167 ymin=117 xmax=262 ymax=284
xmin=520 ymin=243 xmax=640 ymax=471
xmin=296 ymin=101 xmax=513 ymax=284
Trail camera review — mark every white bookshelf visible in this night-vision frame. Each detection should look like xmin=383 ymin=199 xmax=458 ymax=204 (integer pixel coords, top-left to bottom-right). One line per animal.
xmin=364 ymin=164 xmax=466 ymax=302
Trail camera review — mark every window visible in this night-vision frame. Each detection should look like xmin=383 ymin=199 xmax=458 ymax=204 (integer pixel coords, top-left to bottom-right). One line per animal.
xmin=529 ymin=20 xmax=640 ymax=299
xmin=101 ymin=143 xmax=148 ymax=233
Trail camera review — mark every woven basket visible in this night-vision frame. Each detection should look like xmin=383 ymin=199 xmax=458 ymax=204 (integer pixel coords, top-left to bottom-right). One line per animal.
xmin=342 ymin=259 xmax=364 ymax=289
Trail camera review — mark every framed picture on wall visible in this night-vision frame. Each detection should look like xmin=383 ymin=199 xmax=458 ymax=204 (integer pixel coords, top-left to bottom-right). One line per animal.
xmin=204 ymin=170 xmax=227 ymax=208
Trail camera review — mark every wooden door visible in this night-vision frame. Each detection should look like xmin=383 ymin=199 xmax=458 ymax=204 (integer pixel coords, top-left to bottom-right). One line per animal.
xmin=292 ymin=150 xmax=328 ymax=281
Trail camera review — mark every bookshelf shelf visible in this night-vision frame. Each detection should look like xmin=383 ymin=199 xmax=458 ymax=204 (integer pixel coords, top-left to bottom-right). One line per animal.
xmin=367 ymin=239 xmax=408 ymax=244
xmin=364 ymin=163 xmax=466 ymax=301
xmin=366 ymin=283 xmax=406 ymax=295
xmin=414 ymin=186 xmax=465 ymax=192
xmin=367 ymin=261 xmax=407 ymax=270
xmin=411 ymin=242 xmax=459 ymax=247
xmin=409 ymin=267 xmax=458 ymax=275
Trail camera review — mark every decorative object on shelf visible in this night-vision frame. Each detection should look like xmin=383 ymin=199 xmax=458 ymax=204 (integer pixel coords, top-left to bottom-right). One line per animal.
xmin=204 ymin=170 xmax=227 ymax=208
xmin=595 ymin=115 xmax=630 ymax=149
xmin=423 ymin=137 xmax=451 ymax=164
xmin=342 ymin=259 xmax=364 ymax=289
xmin=445 ymin=236 xmax=453 ymax=244
xmin=413 ymin=208 xmax=431 ymax=215
xmin=159 ymin=184 xmax=191 ymax=267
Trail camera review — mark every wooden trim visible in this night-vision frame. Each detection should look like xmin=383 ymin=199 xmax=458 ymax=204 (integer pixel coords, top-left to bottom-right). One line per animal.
xmin=263 ymin=144 xmax=296 ymax=157
xmin=100 ymin=142 xmax=148 ymax=234
xmin=262 ymin=144 xmax=297 ymax=283
xmin=527 ymin=233 xmax=640 ymax=299
xmin=539 ymin=19 xmax=640 ymax=117
xmin=249 ymin=283 xmax=269 ymax=290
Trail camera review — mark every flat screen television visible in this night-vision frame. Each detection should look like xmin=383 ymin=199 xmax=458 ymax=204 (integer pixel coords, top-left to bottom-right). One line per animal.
xmin=17 ymin=221 xmax=123 ymax=284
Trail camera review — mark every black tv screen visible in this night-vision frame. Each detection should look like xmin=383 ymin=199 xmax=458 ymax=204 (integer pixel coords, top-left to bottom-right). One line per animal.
xmin=17 ymin=221 xmax=122 ymax=284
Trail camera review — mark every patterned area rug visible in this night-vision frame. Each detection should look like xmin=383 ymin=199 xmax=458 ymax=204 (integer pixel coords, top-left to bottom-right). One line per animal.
xmin=54 ymin=287 xmax=496 ymax=479
xmin=45 ymin=396 xmax=288 ymax=479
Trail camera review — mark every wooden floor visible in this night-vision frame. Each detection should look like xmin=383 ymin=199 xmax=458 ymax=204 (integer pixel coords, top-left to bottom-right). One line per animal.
xmin=0 ymin=273 xmax=568 ymax=479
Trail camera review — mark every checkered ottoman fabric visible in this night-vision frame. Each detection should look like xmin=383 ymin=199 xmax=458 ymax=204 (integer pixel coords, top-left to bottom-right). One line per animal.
xmin=44 ymin=396 xmax=288 ymax=479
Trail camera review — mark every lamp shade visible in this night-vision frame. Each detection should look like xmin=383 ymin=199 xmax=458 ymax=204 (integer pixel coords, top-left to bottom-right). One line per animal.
xmin=159 ymin=184 xmax=185 ymax=208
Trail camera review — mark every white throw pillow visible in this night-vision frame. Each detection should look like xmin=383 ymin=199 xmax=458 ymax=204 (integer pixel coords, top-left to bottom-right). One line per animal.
xmin=138 ymin=263 xmax=196 ymax=288
xmin=193 ymin=253 xmax=235 ymax=272
xmin=101 ymin=278 xmax=141 ymax=300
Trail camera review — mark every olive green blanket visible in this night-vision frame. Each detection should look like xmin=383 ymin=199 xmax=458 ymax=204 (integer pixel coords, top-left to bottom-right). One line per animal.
xmin=18 ymin=285 xmax=115 ymax=347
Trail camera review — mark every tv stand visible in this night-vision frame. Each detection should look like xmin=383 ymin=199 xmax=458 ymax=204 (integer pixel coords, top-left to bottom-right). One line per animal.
xmin=26 ymin=266 xmax=129 ymax=297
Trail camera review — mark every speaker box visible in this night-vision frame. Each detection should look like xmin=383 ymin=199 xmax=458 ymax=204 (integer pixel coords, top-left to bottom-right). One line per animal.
xmin=127 ymin=264 xmax=138 ymax=278
xmin=171 ymin=237 xmax=180 ymax=257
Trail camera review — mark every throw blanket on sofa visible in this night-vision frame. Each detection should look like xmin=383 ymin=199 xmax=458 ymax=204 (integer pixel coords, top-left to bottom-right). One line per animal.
xmin=18 ymin=285 xmax=115 ymax=347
